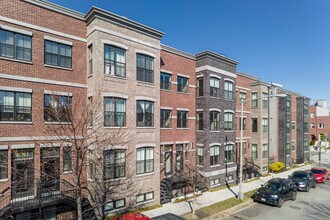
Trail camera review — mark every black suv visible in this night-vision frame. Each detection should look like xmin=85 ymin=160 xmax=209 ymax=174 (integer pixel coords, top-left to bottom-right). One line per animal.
xmin=253 ymin=178 xmax=297 ymax=208
xmin=288 ymin=170 xmax=316 ymax=192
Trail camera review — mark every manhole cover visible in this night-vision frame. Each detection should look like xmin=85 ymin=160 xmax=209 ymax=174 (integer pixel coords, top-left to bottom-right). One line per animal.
xmin=289 ymin=206 xmax=301 ymax=210
xmin=299 ymin=201 xmax=310 ymax=205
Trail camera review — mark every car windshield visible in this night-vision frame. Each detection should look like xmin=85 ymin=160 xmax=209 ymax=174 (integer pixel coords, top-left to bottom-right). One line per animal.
xmin=263 ymin=181 xmax=282 ymax=191
xmin=311 ymin=169 xmax=323 ymax=174
xmin=291 ymin=172 xmax=307 ymax=179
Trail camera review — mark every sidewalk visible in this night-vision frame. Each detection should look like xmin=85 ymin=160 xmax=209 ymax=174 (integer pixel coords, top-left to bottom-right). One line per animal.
xmin=142 ymin=164 xmax=311 ymax=218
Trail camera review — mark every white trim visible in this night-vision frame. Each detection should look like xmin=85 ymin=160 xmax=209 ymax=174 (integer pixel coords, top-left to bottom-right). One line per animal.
xmin=0 ymin=86 xmax=32 ymax=93
xmin=189 ymin=85 xmax=196 ymax=88
xmin=177 ymin=73 xmax=190 ymax=79
xmin=236 ymin=110 xmax=251 ymax=114
xmin=135 ymin=143 xmax=156 ymax=148
xmin=40 ymin=143 xmax=61 ymax=148
xmin=196 ymin=65 xmax=236 ymax=78
xmin=44 ymin=90 xmax=72 ymax=96
xmin=161 ymin=142 xmax=174 ymax=145
xmin=0 ymin=24 xmax=32 ymax=36
xmin=89 ymin=26 xmax=160 ymax=50
xmin=135 ymin=96 xmax=156 ymax=102
xmin=239 ymin=90 xmax=247 ymax=94
xmin=172 ymin=116 xmax=177 ymax=119
xmin=188 ymin=117 xmax=196 ymax=120
xmin=177 ymin=108 xmax=189 ymax=111
xmin=0 ymin=145 xmax=8 ymax=150
xmin=11 ymin=144 xmax=35 ymax=149
xmin=197 ymin=109 xmax=203 ymax=112
xmin=102 ymin=40 xmax=129 ymax=50
xmin=209 ymin=108 xmax=221 ymax=112
xmin=225 ymin=142 xmax=235 ymax=145
xmin=160 ymin=106 xmax=173 ymax=110
xmin=224 ymin=110 xmax=235 ymax=114
xmin=0 ymin=73 xmax=86 ymax=88
xmin=236 ymin=86 xmax=250 ymax=91
xmin=105 ymin=145 xmax=128 ymax=150
xmin=210 ymin=74 xmax=221 ymax=80
xmin=196 ymin=143 xmax=203 ymax=146
xmin=176 ymin=141 xmax=189 ymax=144
xmin=209 ymin=143 xmax=222 ymax=147
xmin=160 ymin=69 xmax=172 ymax=75
xmin=103 ymin=92 xmax=128 ymax=99
xmin=135 ymin=49 xmax=156 ymax=58
xmin=0 ymin=136 xmax=81 ymax=142
xmin=0 ymin=16 xmax=86 ymax=42
xmin=196 ymin=74 xmax=203 ymax=78
xmin=44 ymin=36 xmax=73 ymax=46
xmin=224 ymin=78 xmax=235 ymax=83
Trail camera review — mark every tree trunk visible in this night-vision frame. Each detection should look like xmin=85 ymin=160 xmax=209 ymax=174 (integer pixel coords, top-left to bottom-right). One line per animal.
xmin=77 ymin=194 xmax=83 ymax=220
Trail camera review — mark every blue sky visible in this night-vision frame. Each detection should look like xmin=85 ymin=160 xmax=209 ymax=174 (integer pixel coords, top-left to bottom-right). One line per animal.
xmin=49 ymin=0 xmax=330 ymax=106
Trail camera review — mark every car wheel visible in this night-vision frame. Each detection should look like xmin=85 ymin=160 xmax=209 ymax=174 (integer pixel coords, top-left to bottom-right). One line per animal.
xmin=291 ymin=191 xmax=297 ymax=201
xmin=312 ymin=181 xmax=316 ymax=188
xmin=305 ymin=184 xmax=310 ymax=192
xmin=277 ymin=197 xmax=284 ymax=208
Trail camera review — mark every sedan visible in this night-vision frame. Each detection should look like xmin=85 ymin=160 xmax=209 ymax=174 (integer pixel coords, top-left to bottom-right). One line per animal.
xmin=311 ymin=167 xmax=329 ymax=183
xmin=253 ymin=178 xmax=297 ymax=208
xmin=289 ymin=170 xmax=316 ymax=192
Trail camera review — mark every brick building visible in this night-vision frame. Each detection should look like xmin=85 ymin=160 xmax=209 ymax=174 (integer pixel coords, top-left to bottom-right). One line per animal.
xmin=309 ymin=99 xmax=330 ymax=143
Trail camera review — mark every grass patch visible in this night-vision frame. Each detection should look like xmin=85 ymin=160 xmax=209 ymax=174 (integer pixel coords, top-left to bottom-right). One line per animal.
xmin=182 ymin=189 xmax=257 ymax=219
xmin=209 ymin=183 xmax=236 ymax=192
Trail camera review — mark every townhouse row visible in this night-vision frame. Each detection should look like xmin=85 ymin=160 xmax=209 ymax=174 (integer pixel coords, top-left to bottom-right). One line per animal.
xmin=0 ymin=0 xmax=310 ymax=219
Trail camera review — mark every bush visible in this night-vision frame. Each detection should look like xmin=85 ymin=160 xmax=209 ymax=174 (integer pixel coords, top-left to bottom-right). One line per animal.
xmin=310 ymin=140 xmax=316 ymax=146
xmin=269 ymin=162 xmax=285 ymax=172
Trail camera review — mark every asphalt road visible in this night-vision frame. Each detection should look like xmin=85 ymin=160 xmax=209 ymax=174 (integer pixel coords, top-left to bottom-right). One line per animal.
xmin=215 ymin=179 xmax=330 ymax=220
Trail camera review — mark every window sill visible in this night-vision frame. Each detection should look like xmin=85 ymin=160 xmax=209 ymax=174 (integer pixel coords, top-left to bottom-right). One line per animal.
xmin=225 ymin=130 xmax=235 ymax=132
xmin=105 ymin=177 xmax=127 ymax=182
xmin=224 ymin=99 xmax=235 ymax=102
xmin=210 ymin=165 xmax=221 ymax=168
xmin=136 ymin=81 xmax=155 ymax=87
xmin=210 ymin=96 xmax=221 ymax=99
xmin=0 ymin=56 xmax=33 ymax=65
xmin=0 ymin=121 xmax=32 ymax=124
xmin=160 ymin=89 xmax=172 ymax=92
xmin=226 ymin=162 xmax=234 ymax=165
xmin=137 ymin=199 xmax=155 ymax=206
xmin=104 ymin=126 xmax=127 ymax=129
xmin=161 ymin=127 xmax=172 ymax=130
xmin=226 ymin=180 xmax=234 ymax=184
xmin=44 ymin=64 xmax=72 ymax=71
xmin=210 ymin=183 xmax=221 ymax=188
xmin=197 ymin=130 xmax=204 ymax=132
xmin=104 ymin=74 xmax=127 ymax=80
xmin=136 ymin=172 xmax=155 ymax=177
xmin=177 ymin=128 xmax=189 ymax=130
xmin=197 ymin=165 xmax=203 ymax=167
xmin=197 ymin=96 xmax=204 ymax=98
xmin=0 ymin=178 xmax=9 ymax=183
xmin=44 ymin=122 xmax=72 ymax=125
xmin=63 ymin=171 xmax=73 ymax=174
xmin=137 ymin=126 xmax=155 ymax=129
xmin=210 ymin=130 xmax=221 ymax=133
xmin=177 ymin=92 xmax=189 ymax=95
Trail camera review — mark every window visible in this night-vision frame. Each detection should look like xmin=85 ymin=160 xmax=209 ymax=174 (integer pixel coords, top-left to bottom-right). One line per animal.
xmin=136 ymin=147 xmax=154 ymax=174
xmin=292 ymin=122 xmax=295 ymax=130
xmin=136 ymin=191 xmax=154 ymax=203
xmin=88 ymin=44 xmax=93 ymax=76
xmin=292 ymin=141 xmax=295 ymax=151
xmin=311 ymin=123 xmax=315 ymax=128
xmin=251 ymin=93 xmax=258 ymax=108
xmin=252 ymin=144 xmax=258 ymax=159
xmin=44 ymin=94 xmax=72 ymax=122
xmin=262 ymin=93 xmax=268 ymax=108
xmin=160 ymin=109 xmax=171 ymax=128
xmin=319 ymin=123 xmax=325 ymax=129
xmin=104 ymin=97 xmax=126 ymax=127
xmin=63 ymin=146 xmax=72 ymax=172
xmin=197 ymin=78 xmax=203 ymax=96
xmin=224 ymin=112 xmax=234 ymax=131
xmin=286 ymin=143 xmax=291 ymax=155
xmin=252 ymin=118 xmax=258 ymax=132
xmin=0 ymin=150 xmax=8 ymax=180
xmin=136 ymin=100 xmax=154 ymax=127
xmin=185 ymin=144 xmax=189 ymax=159
xmin=224 ymin=81 xmax=233 ymax=100
xmin=226 ymin=174 xmax=233 ymax=182
xmin=45 ymin=40 xmax=71 ymax=68
xmin=0 ymin=91 xmax=32 ymax=121
xmin=210 ymin=178 xmax=220 ymax=186
xmin=210 ymin=145 xmax=220 ymax=166
xmin=310 ymin=113 xmax=315 ymax=118
xmin=262 ymin=118 xmax=268 ymax=132
xmin=197 ymin=112 xmax=203 ymax=130
xmin=286 ymin=121 xmax=291 ymax=133
xmin=239 ymin=117 xmax=246 ymax=130
xmin=225 ymin=144 xmax=233 ymax=162
xmin=104 ymin=198 xmax=125 ymax=214
xmin=239 ymin=92 xmax=246 ymax=104
xmin=160 ymin=72 xmax=171 ymax=90
xmin=104 ymin=149 xmax=125 ymax=179
xmin=177 ymin=110 xmax=188 ymax=128
xmin=304 ymin=123 xmax=309 ymax=132
xmin=210 ymin=111 xmax=220 ymax=131
xmin=137 ymin=54 xmax=153 ymax=83
xmin=176 ymin=144 xmax=183 ymax=171
xmin=0 ymin=29 xmax=31 ymax=61
xmin=104 ymin=45 xmax=125 ymax=77
xmin=262 ymin=144 xmax=268 ymax=158
xmin=177 ymin=76 xmax=189 ymax=93
xmin=286 ymin=100 xmax=291 ymax=112
xmin=210 ymin=77 xmax=220 ymax=97
xmin=304 ymin=141 xmax=309 ymax=151
xmin=197 ymin=146 xmax=203 ymax=166
xmin=304 ymin=104 xmax=309 ymax=115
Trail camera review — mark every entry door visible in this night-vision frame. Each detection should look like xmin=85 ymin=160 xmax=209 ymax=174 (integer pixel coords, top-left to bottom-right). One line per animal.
xmin=12 ymin=160 xmax=34 ymax=199
xmin=41 ymin=148 xmax=60 ymax=192
xmin=165 ymin=152 xmax=172 ymax=176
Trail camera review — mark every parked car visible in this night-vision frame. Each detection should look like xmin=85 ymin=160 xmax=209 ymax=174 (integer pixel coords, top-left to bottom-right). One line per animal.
xmin=288 ymin=170 xmax=316 ymax=192
xmin=311 ymin=167 xmax=329 ymax=183
xmin=253 ymin=178 xmax=297 ymax=208
xmin=111 ymin=212 xmax=151 ymax=220
xmin=152 ymin=213 xmax=185 ymax=220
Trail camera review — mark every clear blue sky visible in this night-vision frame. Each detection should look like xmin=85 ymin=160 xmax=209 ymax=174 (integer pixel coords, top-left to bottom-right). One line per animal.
xmin=48 ymin=0 xmax=330 ymax=107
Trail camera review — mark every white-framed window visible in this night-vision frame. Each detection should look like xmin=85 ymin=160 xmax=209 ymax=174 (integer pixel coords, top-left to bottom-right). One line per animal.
xmin=45 ymin=40 xmax=72 ymax=68
xmin=210 ymin=77 xmax=220 ymax=97
xmin=210 ymin=178 xmax=220 ymax=186
xmin=210 ymin=145 xmax=220 ymax=166
xmin=177 ymin=110 xmax=188 ymax=128
xmin=104 ymin=149 xmax=126 ymax=179
xmin=225 ymin=174 xmax=233 ymax=182
xmin=224 ymin=112 xmax=234 ymax=131
xmin=310 ymin=113 xmax=315 ymax=118
xmin=136 ymin=191 xmax=154 ymax=203
xmin=252 ymin=144 xmax=258 ymax=159
xmin=262 ymin=144 xmax=268 ymax=158
xmin=160 ymin=72 xmax=171 ymax=90
xmin=160 ymin=109 xmax=171 ymax=128
xmin=136 ymin=147 xmax=154 ymax=174
xmin=104 ymin=97 xmax=126 ymax=127
xmin=197 ymin=112 xmax=203 ymax=130
xmin=137 ymin=100 xmax=154 ymax=127
xmin=210 ymin=111 xmax=220 ymax=131
xmin=311 ymin=123 xmax=315 ymax=128
xmin=197 ymin=146 xmax=203 ymax=166
xmin=262 ymin=118 xmax=268 ymax=132
xmin=197 ymin=78 xmax=203 ymax=97
xmin=104 ymin=198 xmax=125 ymax=214
xmin=225 ymin=144 xmax=233 ymax=162
xmin=319 ymin=123 xmax=325 ymax=128
xmin=137 ymin=53 xmax=154 ymax=83
xmin=177 ymin=76 xmax=189 ymax=93
xmin=251 ymin=92 xmax=258 ymax=108
xmin=262 ymin=93 xmax=268 ymax=108
xmin=224 ymin=81 xmax=233 ymax=100
xmin=104 ymin=45 xmax=126 ymax=77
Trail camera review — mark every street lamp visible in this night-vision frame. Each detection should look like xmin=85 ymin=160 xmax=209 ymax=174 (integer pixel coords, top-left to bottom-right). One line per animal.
xmin=238 ymin=89 xmax=286 ymax=200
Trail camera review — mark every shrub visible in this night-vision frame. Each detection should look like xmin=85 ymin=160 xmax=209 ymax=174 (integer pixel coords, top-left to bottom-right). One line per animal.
xmin=269 ymin=162 xmax=285 ymax=172
xmin=310 ymin=140 xmax=316 ymax=146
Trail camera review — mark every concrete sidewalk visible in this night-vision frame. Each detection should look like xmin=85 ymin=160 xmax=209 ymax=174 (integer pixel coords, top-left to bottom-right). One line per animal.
xmin=142 ymin=164 xmax=312 ymax=218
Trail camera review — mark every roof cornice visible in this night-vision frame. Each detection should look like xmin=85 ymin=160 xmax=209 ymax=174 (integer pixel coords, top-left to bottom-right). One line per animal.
xmin=195 ymin=50 xmax=239 ymax=66
xmin=24 ymin=0 xmax=85 ymax=20
xmin=236 ymin=71 xmax=260 ymax=81
xmin=85 ymin=7 xmax=164 ymax=40
xmin=161 ymin=44 xmax=195 ymax=60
